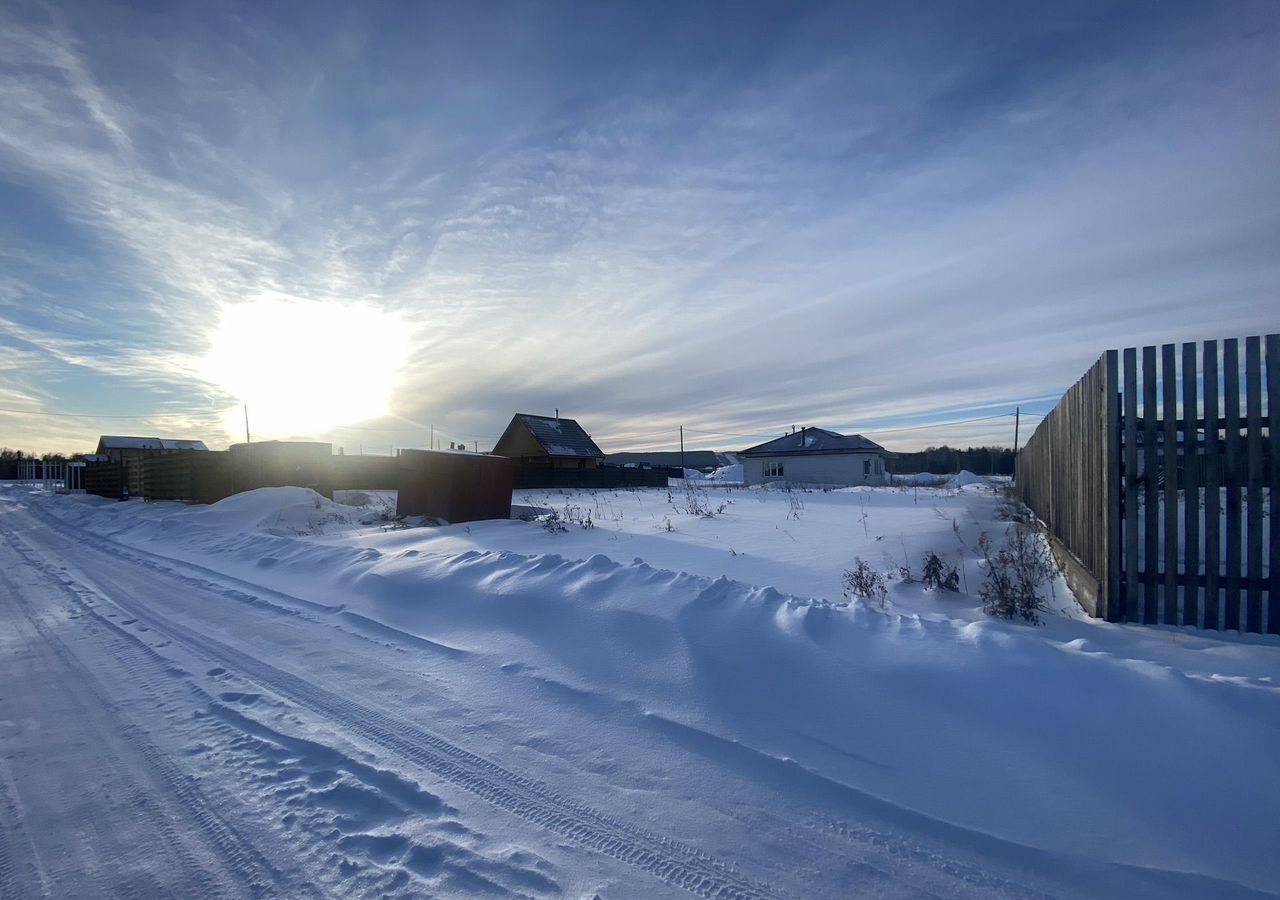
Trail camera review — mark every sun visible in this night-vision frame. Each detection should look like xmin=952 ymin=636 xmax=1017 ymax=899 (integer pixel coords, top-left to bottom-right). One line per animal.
xmin=200 ymin=295 xmax=410 ymax=438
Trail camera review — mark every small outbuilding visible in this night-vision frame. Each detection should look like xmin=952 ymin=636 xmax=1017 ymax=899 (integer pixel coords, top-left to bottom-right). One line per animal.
xmin=397 ymin=449 xmax=513 ymax=523
xmin=492 ymin=414 xmax=605 ymax=470
xmin=741 ymin=427 xmax=889 ymax=487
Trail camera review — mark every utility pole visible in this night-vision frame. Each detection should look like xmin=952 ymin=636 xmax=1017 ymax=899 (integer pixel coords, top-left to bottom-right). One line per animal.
xmin=679 ymin=426 xmax=685 ymax=472
xmin=1013 ymin=407 xmax=1020 ymax=453
xmin=244 ymin=404 xmax=251 ymax=444
xmin=430 ymin=424 xmax=433 ymax=449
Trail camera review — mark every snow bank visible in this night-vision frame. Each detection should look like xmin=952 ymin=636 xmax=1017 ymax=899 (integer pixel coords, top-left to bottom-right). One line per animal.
xmin=893 ymin=472 xmax=949 ymax=486
xmin=707 ymin=463 xmax=744 ymax=482
xmin=945 ymin=470 xmax=988 ymax=489
xmin=16 ymin=482 xmax=1280 ymax=894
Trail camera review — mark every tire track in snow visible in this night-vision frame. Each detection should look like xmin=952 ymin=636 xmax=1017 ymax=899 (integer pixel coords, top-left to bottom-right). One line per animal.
xmin=0 ymin=528 xmax=288 ymax=899
xmin=0 ymin=777 xmax=22 ymax=900
xmin=9 ymin=508 xmax=782 ymax=900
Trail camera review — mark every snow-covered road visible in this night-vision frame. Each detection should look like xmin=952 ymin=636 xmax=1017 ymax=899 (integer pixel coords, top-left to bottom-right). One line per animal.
xmin=1 ymin=489 xmax=1275 ymax=899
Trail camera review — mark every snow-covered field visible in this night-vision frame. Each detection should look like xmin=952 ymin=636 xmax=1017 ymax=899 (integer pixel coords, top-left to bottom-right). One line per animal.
xmin=1 ymin=480 xmax=1277 ymax=899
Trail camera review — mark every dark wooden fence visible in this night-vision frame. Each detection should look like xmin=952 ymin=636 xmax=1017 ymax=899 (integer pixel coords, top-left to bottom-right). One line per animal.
xmin=329 ymin=455 xmax=399 ymax=491
xmin=513 ymin=466 xmax=669 ymax=490
xmin=83 ymin=460 xmax=127 ymax=499
xmin=140 ymin=451 xmax=235 ymax=504
xmin=1019 ymin=334 xmax=1277 ymax=633
xmin=1016 ymin=351 xmax=1120 ymax=618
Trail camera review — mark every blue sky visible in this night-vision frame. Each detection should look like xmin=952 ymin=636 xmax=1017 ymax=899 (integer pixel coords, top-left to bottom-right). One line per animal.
xmin=1 ymin=0 xmax=1277 ymax=454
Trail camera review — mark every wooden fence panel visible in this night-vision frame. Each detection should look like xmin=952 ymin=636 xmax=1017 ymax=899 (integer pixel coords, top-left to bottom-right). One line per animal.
xmin=1245 ymin=337 xmax=1264 ymax=633
xmin=1123 ymin=348 xmax=1139 ymax=622
xmin=1203 ymin=341 xmax=1221 ymax=630
xmin=1142 ymin=346 xmax=1158 ymax=624
xmin=1105 ymin=350 xmax=1121 ymax=616
xmin=1269 ymin=334 xmax=1280 ymax=635
xmin=1022 ymin=333 xmax=1274 ymax=634
xmin=1182 ymin=343 xmax=1200 ymax=628
xmin=1161 ymin=344 xmax=1179 ymax=624
xmin=1017 ymin=352 xmax=1116 ymax=618
xmin=1223 ymin=339 xmax=1242 ymax=631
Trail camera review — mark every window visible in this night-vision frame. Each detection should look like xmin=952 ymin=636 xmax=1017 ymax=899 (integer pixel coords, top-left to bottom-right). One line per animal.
xmin=764 ymin=461 xmax=784 ymax=477
xmin=863 ymin=459 xmax=871 ymax=476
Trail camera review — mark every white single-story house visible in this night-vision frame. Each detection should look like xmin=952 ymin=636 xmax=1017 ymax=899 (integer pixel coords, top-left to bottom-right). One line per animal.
xmin=740 ymin=427 xmax=890 ymax=487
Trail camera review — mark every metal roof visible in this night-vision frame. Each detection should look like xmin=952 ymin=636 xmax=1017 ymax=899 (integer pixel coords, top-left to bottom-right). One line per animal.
xmin=499 ymin=414 xmax=605 ymax=459
xmin=97 ymin=436 xmax=209 ymax=451
xmin=740 ymin=427 xmax=886 ymax=458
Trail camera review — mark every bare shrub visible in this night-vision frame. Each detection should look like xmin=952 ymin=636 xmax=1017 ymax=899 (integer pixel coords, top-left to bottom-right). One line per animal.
xmin=977 ymin=524 xmax=1056 ymax=623
xmin=843 ymin=558 xmax=887 ymax=607
xmin=682 ymin=480 xmax=717 ymax=517
xmin=994 ymin=490 xmax=1031 ymax=523
xmin=542 ymin=509 xmax=568 ymax=533
xmin=921 ymin=552 xmax=960 ymax=592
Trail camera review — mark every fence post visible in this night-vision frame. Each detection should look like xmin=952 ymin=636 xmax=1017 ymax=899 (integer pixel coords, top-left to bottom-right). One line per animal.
xmin=1267 ymin=334 xmax=1280 ymax=635
xmin=1104 ymin=350 xmax=1121 ymax=621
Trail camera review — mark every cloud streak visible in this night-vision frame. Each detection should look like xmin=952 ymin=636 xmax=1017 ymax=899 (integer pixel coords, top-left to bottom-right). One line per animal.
xmin=0 ymin=0 xmax=1276 ymax=453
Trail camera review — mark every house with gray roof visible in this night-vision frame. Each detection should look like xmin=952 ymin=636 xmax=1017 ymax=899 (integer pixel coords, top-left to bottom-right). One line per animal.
xmin=740 ymin=427 xmax=889 ymax=486
xmin=492 ymin=414 xmax=605 ymax=470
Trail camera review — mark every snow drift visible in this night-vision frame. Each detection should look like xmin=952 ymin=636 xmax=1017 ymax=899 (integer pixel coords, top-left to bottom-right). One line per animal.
xmin=17 ymin=484 xmax=1280 ymax=895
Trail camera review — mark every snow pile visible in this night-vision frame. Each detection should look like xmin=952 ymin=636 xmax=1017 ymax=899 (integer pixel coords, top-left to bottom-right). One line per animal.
xmin=58 ymin=487 xmax=384 ymax=541
xmin=681 ymin=467 xmax=705 ymax=480
xmin=946 ymin=470 xmax=988 ymax=489
xmin=707 ymin=462 xmax=744 ymax=482
xmin=892 ymin=472 xmax=949 ymax=486
xmin=14 ymin=482 xmax=1280 ymax=895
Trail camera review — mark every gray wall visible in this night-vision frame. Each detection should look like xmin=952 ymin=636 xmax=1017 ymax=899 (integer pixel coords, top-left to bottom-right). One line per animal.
xmin=743 ymin=453 xmax=888 ymax=487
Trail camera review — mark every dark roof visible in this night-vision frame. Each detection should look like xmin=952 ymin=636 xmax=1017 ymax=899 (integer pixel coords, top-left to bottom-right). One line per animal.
xmin=605 ymin=450 xmax=729 ymax=469
xmin=497 ymin=414 xmax=605 ymax=459
xmin=740 ymin=427 xmax=886 ymax=458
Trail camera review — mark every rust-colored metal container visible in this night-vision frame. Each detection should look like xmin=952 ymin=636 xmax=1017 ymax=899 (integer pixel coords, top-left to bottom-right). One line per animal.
xmin=396 ymin=449 xmax=513 ymax=523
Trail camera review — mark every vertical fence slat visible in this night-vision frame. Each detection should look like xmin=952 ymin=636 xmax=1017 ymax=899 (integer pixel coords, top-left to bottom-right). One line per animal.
xmin=1142 ymin=346 xmax=1158 ymax=624
xmin=1245 ymin=336 xmax=1264 ymax=633
xmin=1223 ymin=338 xmax=1242 ymax=631
xmin=1203 ymin=341 xmax=1221 ymax=630
xmin=1182 ymin=342 xmax=1200 ymax=628
xmin=1267 ymin=334 xmax=1280 ymax=635
xmin=1124 ymin=348 xmax=1139 ymax=622
xmin=1104 ymin=350 xmax=1121 ymax=621
xmin=1162 ymin=344 xmax=1179 ymax=625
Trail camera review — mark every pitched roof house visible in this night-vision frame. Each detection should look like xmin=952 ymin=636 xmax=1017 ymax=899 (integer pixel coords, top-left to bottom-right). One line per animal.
xmin=95 ymin=435 xmax=209 ymax=462
xmin=740 ymin=427 xmax=889 ymax=486
xmin=492 ymin=414 xmax=605 ymax=469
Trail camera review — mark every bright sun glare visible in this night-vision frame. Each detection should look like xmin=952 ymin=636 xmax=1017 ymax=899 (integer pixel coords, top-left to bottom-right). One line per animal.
xmin=201 ymin=296 xmax=410 ymax=439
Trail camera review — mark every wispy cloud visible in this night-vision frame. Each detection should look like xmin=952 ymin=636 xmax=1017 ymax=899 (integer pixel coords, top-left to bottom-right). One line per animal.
xmin=0 ymin=1 xmax=1276 ymax=452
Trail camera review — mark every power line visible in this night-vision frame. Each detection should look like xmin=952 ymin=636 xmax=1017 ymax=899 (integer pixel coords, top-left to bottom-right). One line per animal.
xmin=856 ymin=412 xmax=1015 ymax=435
xmin=675 ymin=414 xmax=1013 ymax=442
xmin=681 ymin=427 xmax=773 ymax=438
xmin=0 ymin=405 xmax=218 ymax=420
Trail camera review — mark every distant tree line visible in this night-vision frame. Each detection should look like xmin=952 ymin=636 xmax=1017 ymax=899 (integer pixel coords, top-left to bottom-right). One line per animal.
xmin=0 ymin=448 xmax=77 ymax=479
xmin=888 ymin=445 xmax=1015 ymax=476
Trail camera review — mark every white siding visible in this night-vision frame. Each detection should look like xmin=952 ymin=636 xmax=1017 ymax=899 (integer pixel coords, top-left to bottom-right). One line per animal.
xmin=743 ymin=453 xmax=887 ymax=487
